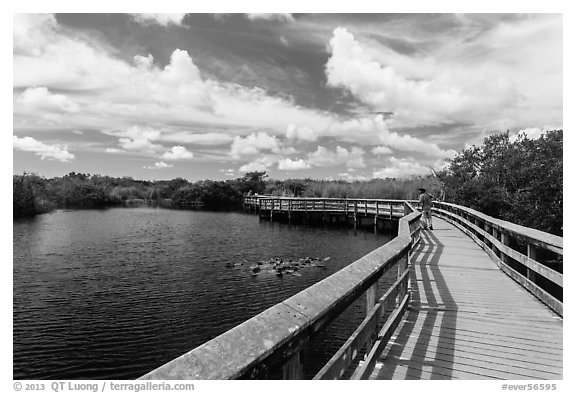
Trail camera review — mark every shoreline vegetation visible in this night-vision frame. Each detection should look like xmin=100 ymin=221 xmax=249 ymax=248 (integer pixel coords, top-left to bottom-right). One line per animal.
xmin=13 ymin=130 xmax=562 ymax=236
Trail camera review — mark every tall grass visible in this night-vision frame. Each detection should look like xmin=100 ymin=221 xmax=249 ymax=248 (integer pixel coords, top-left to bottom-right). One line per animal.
xmin=295 ymin=176 xmax=444 ymax=200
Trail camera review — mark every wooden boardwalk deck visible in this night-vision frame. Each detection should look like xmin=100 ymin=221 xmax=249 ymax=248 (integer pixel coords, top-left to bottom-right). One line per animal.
xmin=367 ymin=217 xmax=563 ymax=380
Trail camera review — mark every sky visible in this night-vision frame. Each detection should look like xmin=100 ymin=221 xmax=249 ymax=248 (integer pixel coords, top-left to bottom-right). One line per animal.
xmin=12 ymin=13 xmax=563 ymax=181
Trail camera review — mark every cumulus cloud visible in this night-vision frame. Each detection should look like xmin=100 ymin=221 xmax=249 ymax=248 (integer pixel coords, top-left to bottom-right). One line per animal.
xmin=13 ymin=14 xmax=561 ymax=178
xmin=307 ymin=146 xmax=366 ymax=169
xmin=13 ymin=15 xmax=338 ymax=146
xmin=130 ymin=14 xmax=187 ymax=27
xmin=325 ymin=27 xmax=522 ymax=127
xmin=13 ymin=135 xmax=74 ymax=162
xmin=285 ymin=124 xmax=318 ymax=142
xmin=330 ymin=116 xmax=456 ymax=159
xmin=110 ymin=126 xmax=163 ymax=154
xmin=18 ymin=87 xmax=80 ymax=113
xmin=245 ymin=14 xmax=294 ymax=22
xmin=143 ymin=161 xmax=173 ymax=170
xmin=161 ymin=145 xmax=194 ymax=160
xmin=373 ymin=157 xmax=444 ymax=178
xmin=277 ymin=158 xmax=311 ymax=171
xmin=13 ymin=16 xmax=333 ymax=139
xmin=230 ymin=132 xmax=282 ymax=157
xmin=239 ymin=156 xmax=276 ymax=172
xmin=371 ymin=145 xmax=393 ymax=155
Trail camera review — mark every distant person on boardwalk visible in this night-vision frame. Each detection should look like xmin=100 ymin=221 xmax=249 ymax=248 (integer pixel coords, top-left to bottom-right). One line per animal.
xmin=418 ymin=187 xmax=434 ymax=230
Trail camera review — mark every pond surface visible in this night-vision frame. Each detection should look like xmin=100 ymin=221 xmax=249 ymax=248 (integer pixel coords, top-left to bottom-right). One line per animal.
xmin=13 ymin=207 xmax=393 ymax=379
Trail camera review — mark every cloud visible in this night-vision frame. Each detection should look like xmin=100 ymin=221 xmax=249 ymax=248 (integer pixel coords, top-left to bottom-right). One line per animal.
xmin=13 ymin=135 xmax=74 ymax=162
xmin=13 ymin=15 xmax=339 ymax=146
xmin=330 ymin=116 xmax=456 ymax=159
xmin=372 ymin=157 xmax=443 ymax=178
xmin=285 ymin=124 xmax=318 ymax=142
xmin=325 ymin=27 xmax=523 ymax=127
xmin=12 ymin=14 xmax=561 ymax=179
xmin=245 ymin=14 xmax=294 ymax=22
xmin=17 ymin=87 xmax=80 ymax=113
xmin=337 ymin=172 xmax=369 ymax=182
xmin=510 ymin=127 xmax=555 ymax=142
xmin=143 ymin=161 xmax=173 ymax=170
xmin=130 ymin=14 xmax=187 ymax=27
xmin=160 ymin=132 xmax=234 ymax=145
xmin=220 ymin=168 xmax=235 ymax=177
xmin=230 ymin=132 xmax=282 ymax=157
xmin=307 ymin=146 xmax=366 ymax=169
xmin=161 ymin=145 xmax=194 ymax=160
xmin=13 ymin=16 xmax=333 ymax=139
xmin=239 ymin=156 xmax=276 ymax=173
xmin=371 ymin=145 xmax=393 ymax=155
xmin=277 ymin=158 xmax=311 ymax=171
xmin=110 ymin=126 xmax=163 ymax=154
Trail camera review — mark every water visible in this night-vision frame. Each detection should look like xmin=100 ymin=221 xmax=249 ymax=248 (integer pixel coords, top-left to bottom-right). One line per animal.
xmin=13 ymin=207 xmax=393 ymax=379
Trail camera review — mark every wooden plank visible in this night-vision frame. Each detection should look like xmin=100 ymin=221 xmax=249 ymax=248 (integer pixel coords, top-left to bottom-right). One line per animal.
xmin=399 ymin=314 xmax=562 ymax=345
xmin=380 ymin=350 xmax=547 ymax=380
xmin=385 ymin=337 xmax=562 ymax=369
xmin=386 ymin=340 xmax=563 ymax=376
xmin=369 ymin=217 xmax=563 ymax=380
xmin=371 ymin=362 xmax=498 ymax=380
xmin=399 ymin=319 xmax=562 ymax=352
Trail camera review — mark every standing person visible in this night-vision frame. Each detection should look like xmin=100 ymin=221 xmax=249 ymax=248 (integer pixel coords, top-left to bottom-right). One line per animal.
xmin=418 ymin=187 xmax=434 ymax=230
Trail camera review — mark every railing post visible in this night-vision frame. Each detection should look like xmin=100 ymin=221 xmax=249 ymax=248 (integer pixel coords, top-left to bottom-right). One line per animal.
xmin=270 ymin=199 xmax=274 ymax=221
xmin=500 ymin=232 xmax=509 ymax=267
xmin=365 ymin=283 xmax=377 ymax=357
xmin=391 ymin=202 xmax=394 ymax=220
xmin=484 ymin=222 xmax=491 ymax=247
xmin=374 ymin=201 xmax=379 ymax=234
xmin=527 ymin=243 xmax=537 ymax=283
xmin=400 ymin=253 xmax=409 ymax=299
xmin=492 ymin=228 xmax=499 ymax=256
xmin=288 ymin=199 xmax=292 ymax=223
xmin=354 ymin=201 xmax=358 ymax=229
xmin=282 ymin=350 xmax=303 ymax=379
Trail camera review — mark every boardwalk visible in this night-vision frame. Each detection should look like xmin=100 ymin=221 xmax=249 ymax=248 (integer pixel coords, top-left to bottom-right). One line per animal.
xmin=367 ymin=218 xmax=563 ymax=380
xmin=142 ymin=197 xmax=562 ymax=380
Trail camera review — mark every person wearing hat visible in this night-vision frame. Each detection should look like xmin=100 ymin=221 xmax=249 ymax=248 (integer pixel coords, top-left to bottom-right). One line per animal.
xmin=418 ymin=187 xmax=434 ymax=230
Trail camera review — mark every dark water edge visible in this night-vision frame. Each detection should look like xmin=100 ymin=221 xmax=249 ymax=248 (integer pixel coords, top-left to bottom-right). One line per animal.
xmin=13 ymin=207 xmax=394 ymax=380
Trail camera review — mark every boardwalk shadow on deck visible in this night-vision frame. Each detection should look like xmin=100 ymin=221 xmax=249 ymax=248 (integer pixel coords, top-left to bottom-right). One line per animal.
xmin=375 ymin=228 xmax=459 ymax=379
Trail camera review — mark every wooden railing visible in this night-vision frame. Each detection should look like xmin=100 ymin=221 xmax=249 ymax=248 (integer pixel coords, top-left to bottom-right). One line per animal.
xmin=432 ymin=201 xmax=563 ymax=316
xmin=140 ymin=202 xmax=421 ymax=380
xmin=244 ymin=196 xmax=406 ymax=219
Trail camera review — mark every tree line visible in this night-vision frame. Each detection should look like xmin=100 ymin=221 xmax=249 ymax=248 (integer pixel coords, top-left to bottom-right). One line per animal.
xmin=437 ymin=129 xmax=562 ymax=236
xmin=13 ymin=129 xmax=562 ymax=235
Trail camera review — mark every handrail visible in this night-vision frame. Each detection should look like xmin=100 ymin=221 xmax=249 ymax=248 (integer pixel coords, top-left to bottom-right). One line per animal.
xmin=140 ymin=202 xmax=421 ymax=380
xmin=245 ymin=196 xmax=406 ymax=220
xmin=433 ymin=201 xmax=563 ymax=316
xmin=245 ymin=195 xmax=406 ymax=203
